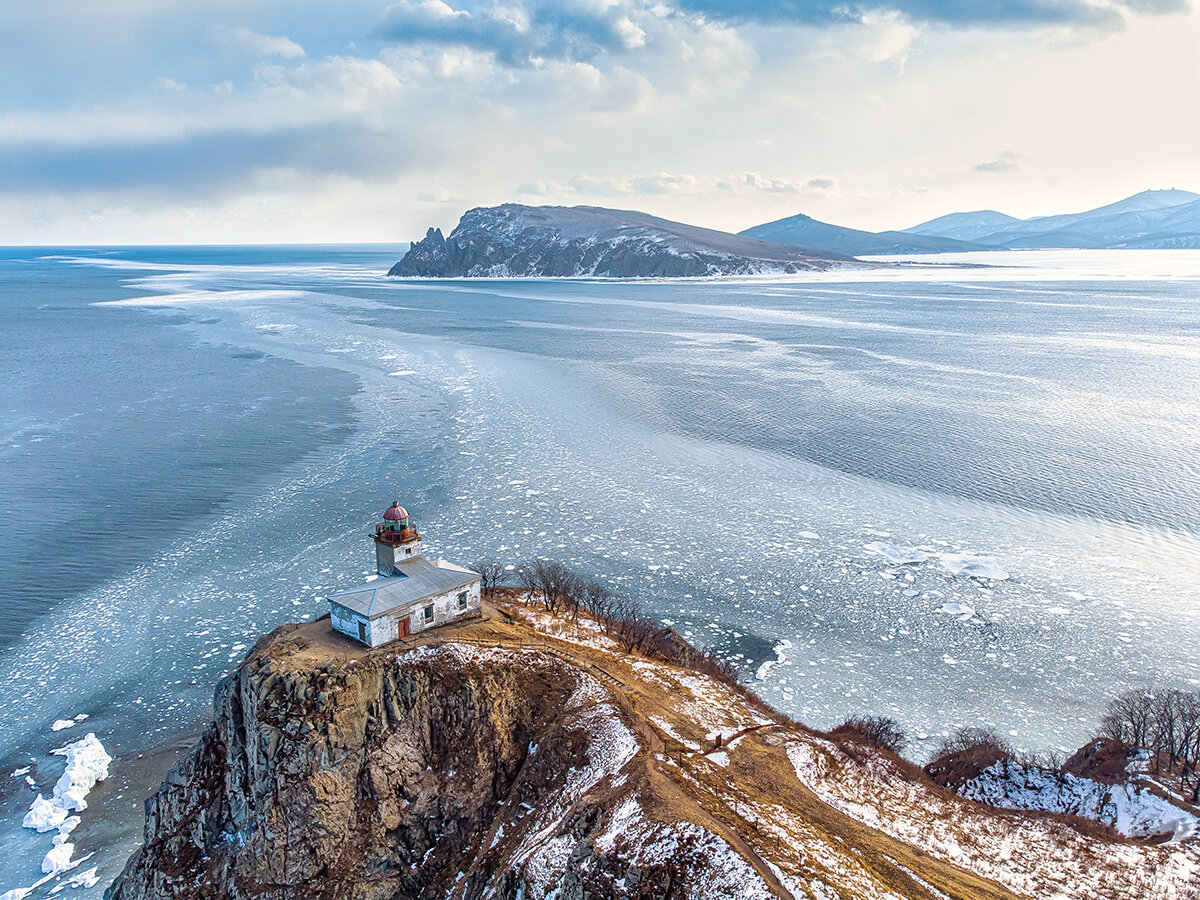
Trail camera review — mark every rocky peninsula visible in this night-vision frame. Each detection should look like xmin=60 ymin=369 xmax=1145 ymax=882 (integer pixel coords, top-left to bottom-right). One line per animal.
xmin=106 ymin=597 xmax=1196 ymax=900
xmin=387 ymin=205 xmax=851 ymax=278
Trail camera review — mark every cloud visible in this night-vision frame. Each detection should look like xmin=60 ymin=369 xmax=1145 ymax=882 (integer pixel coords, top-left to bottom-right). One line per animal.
xmin=673 ymin=0 xmax=1190 ymax=28
xmin=371 ymin=0 xmax=646 ymax=66
xmin=211 ymin=24 xmax=306 ymax=59
xmin=0 ymin=123 xmax=412 ymax=197
xmin=973 ymin=151 xmax=1023 ymax=174
xmin=523 ymin=170 xmax=837 ymax=200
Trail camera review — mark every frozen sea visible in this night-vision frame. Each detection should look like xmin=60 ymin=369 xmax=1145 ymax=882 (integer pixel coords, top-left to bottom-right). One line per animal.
xmin=2 ymin=246 xmax=1200 ymax=892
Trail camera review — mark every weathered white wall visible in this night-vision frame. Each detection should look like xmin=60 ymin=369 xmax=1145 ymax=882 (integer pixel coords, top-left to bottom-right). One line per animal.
xmin=375 ymin=538 xmax=423 ymax=576
xmin=331 ymin=603 xmax=371 ymax=645
xmin=331 ymin=577 xmax=481 ymax=647
xmin=370 ymin=613 xmax=398 ymax=646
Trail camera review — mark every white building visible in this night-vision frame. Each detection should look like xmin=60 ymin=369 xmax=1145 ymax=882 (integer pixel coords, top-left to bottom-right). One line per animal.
xmin=329 ymin=504 xmax=482 ymax=648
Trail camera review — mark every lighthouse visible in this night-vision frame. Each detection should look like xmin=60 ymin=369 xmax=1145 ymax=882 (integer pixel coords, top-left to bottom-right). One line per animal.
xmin=376 ymin=501 xmax=422 ymax=575
xmin=328 ymin=503 xmax=482 ymax=647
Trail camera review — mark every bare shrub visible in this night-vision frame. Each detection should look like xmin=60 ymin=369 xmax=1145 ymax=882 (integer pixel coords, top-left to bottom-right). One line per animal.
xmin=831 ymin=715 xmax=909 ymax=755
xmin=925 ymin=727 xmax=1015 ymax=789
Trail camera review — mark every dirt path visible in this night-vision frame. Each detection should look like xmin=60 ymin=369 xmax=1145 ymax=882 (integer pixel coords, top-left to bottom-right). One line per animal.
xmin=453 ymin=609 xmax=1032 ymax=900
xmin=294 ymin=603 xmax=1083 ymax=900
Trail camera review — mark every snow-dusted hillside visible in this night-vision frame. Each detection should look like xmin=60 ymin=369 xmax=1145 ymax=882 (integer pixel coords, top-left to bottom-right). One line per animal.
xmin=959 ymin=759 xmax=1198 ymax=841
xmin=108 ymin=601 xmax=1199 ymax=900
xmin=901 ymin=189 xmax=1200 ymax=249
xmin=388 ymin=204 xmax=849 ymax=277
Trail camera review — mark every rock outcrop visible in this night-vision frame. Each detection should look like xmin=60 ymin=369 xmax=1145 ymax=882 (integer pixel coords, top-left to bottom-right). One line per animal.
xmin=108 ymin=605 xmax=1200 ymax=900
xmin=387 ymin=204 xmax=849 ymax=278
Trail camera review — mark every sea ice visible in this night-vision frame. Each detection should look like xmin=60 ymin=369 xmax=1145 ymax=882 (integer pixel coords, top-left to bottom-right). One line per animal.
xmin=864 ymin=542 xmax=929 ymax=565
xmin=22 ymin=795 xmax=68 ymax=832
xmin=65 ymin=869 xmax=99 ymax=890
xmin=11 ymin=767 xmax=31 ymax=777
xmin=50 ymin=720 xmax=75 ymax=732
xmin=939 ymin=552 xmax=1009 ymax=580
xmin=41 ymin=839 xmax=74 ymax=875
xmin=938 ymin=602 xmax=975 ymax=619
xmin=50 ymin=733 xmax=112 ymax=812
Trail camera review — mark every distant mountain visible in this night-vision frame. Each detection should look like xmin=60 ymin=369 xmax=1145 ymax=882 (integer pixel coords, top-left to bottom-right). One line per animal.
xmin=388 ymin=204 xmax=850 ymax=278
xmin=902 ymin=189 xmax=1200 ymax=249
xmin=904 ymin=210 xmax=1020 ymax=242
xmin=739 ymin=212 xmax=981 ymax=256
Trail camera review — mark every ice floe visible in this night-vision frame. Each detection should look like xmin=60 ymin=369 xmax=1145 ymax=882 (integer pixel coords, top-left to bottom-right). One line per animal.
xmin=938 ymin=552 xmax=1009 ymax=580
xmin=864 ymin=542 xmax=929 ymax=564
xmin=41 ymin=838 xmax=74 ymax=875
xmin=9 ymin=734 xmax=111 ymax=899
xmin=755 ymin=638 xmax=793 ymax=681
xmin=49 ymin=733 xmax=111 ymax=812
xmin=49 ymin=721 xmax=75 ymax=732
xmin=22 ymin=796 xmax=68 ymax=833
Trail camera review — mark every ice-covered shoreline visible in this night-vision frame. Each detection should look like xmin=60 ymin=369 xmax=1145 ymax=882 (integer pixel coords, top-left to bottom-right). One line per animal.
xmin=3 ymin=731 xmax=111 ymax=900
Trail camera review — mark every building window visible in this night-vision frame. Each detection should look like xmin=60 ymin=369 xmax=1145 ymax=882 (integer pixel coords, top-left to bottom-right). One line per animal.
xmin=357 ymin=621 xmax=367 ymax=643
xmin=423 ymin=604 xmax=434 ymax=621
xmin=457 ymin=591 xmax=468 ymax=609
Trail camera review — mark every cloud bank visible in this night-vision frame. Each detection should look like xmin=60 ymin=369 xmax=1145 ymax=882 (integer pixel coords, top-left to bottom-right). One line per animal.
xmin=0 ymin=0 xmax=1194 ymax=241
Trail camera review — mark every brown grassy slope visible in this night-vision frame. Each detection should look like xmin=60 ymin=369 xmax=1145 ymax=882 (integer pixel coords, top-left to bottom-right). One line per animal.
xmin=275 ymin=599 xmax=1198 ymax=900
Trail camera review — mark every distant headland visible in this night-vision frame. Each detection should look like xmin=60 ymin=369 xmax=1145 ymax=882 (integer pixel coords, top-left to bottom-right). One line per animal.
xmin=389 ymin=189 xmax=1200 ymax=278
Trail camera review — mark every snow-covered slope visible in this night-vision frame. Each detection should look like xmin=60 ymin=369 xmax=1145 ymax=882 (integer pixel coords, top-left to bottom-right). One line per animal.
xmin=109 ymin=604 xmax=1200 ymax=900
xmin=903 ymin=209 xmax=1021 ymax=241
xmin=902 ymin=189 xmax=1200 ymax=249
xmin=960 ymin=759 xmax=1199 ymax=841
xmin=388 ymin=204 xmax=849 ymax=277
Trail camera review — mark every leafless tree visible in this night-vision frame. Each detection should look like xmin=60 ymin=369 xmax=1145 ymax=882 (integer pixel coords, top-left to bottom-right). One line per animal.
xmin=517 ymin=558 xmax=581 ymax=616
xmin=580 ymin=580 xmax=615 ymax=629
xmin=472 ymin=558 xmax=506 ymax=598
xmin=1100 ymin=688 xmax=1156 ymax=750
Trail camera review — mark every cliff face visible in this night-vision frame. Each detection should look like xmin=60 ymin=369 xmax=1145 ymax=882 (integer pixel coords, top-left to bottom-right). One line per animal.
xmin=387 ymin=204 xmax=847 ymax=278
xmin=107 ymin=630 xmax=674 ymax=900
xmin=109 ymin=607 xmax=1199 ymax=900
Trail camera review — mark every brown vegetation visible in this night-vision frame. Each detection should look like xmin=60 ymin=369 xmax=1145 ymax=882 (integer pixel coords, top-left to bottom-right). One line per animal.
xmin=925 ymin=727 xmax=1015 ymax=790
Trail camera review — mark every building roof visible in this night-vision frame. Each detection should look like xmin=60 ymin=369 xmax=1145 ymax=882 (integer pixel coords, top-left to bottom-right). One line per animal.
xmin=329 ymin=556 xmax=480 ymax=618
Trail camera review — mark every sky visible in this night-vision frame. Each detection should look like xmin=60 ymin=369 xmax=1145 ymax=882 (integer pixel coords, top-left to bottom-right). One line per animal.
xmin=1 ymin=0 xmax=1197 ymax=243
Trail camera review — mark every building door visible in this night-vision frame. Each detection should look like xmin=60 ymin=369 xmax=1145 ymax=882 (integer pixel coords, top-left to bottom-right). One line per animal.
xmin=399 ymin=616 xmax=410 ymax=637
xmin=357 ymin=621 xmax=367 ymax=643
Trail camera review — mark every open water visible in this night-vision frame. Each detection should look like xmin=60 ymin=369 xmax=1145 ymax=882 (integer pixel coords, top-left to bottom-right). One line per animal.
xmin=2 ymin=246 xmax=1200 ymax=892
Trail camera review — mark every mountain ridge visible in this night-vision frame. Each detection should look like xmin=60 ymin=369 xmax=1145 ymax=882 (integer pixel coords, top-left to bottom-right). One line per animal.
xmin=738 ymin=212 xmax=980 ymax=256
xmin=388 ymin=204 xmax=851 ymax=278
xmin=898 ymin=189 xmax=1200 ymax=249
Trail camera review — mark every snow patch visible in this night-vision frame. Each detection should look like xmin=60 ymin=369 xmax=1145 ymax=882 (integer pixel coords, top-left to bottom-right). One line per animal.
xmin=960 ymin=760 xmax=1200 ymax=840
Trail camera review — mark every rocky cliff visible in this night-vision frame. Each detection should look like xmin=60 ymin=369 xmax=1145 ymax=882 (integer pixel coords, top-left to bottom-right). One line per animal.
xmin=387 ymin=205 xmax=849 ymax=277
xmin=108 ymin=604 xmax=1199 ymax=900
